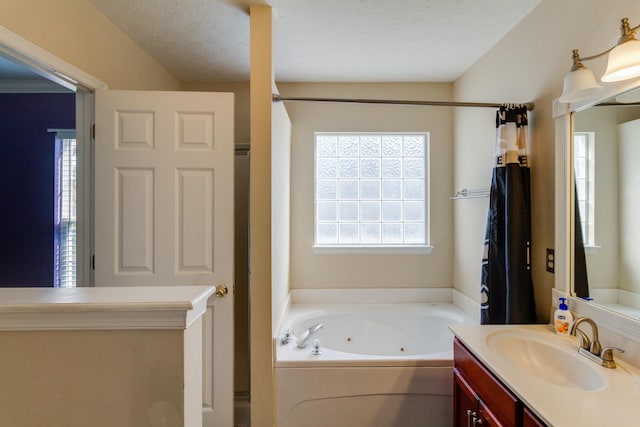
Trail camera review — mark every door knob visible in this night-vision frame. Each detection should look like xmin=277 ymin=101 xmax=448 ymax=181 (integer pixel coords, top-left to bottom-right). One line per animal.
xmin=215 ymin=284 xmax=228 ymax=298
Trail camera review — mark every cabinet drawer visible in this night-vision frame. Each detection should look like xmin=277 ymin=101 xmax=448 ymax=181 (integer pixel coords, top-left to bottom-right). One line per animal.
xmin=454 ymin=338 xmax=519 ymax=426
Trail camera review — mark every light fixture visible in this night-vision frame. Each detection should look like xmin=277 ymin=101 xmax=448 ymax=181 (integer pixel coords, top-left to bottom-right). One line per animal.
xmin=560 ymin=17 xmax=640 ymax=103
xmin=559 ymin=50 xmax=603 ymax=103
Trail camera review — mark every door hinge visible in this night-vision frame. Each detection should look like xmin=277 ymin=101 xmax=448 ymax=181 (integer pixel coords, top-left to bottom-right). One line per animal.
xmin=91 ymin=124 xmax=95 ymax=139
xmin=92 ymin=255 xmax=95 ymax=270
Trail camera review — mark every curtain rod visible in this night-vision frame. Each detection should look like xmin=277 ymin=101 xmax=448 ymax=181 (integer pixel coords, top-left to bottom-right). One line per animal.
xmin=272 ymin=94 xmax=534 ymax=111
xmin=596 ymin=102 xmax=640 ymax=107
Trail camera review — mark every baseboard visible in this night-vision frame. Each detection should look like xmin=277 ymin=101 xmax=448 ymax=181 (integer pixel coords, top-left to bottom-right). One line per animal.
xmin=234 ymin=400 xmax=250 ymax=427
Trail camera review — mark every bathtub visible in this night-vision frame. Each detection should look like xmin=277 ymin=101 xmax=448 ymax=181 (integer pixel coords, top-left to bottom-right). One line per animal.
xmin=275 ymin=302 xmax=476 ymax=427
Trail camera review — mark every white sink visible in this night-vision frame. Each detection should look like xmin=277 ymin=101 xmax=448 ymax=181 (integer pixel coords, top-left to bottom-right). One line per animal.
xmin=486 ymin=329 xmax=607 ymax=391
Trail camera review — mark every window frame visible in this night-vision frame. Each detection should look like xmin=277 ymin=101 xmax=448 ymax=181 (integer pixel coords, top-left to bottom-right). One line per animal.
xmin=53 ymin=130 xmax=77 ymax=288
xmin=573 ymin=131 xmax=598 ymax=252
xmin=48 ymin=91 xmax=92 ymax=288
xmin=312 ymin=132 xmax=432 ymax=254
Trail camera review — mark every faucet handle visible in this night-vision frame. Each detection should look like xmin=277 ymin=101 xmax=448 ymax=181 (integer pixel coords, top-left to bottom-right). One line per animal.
xmin=280 ymin=329 xmax=296 ymax=346
xmin=574 ymin=328 xmax=591 ymax=350
xmin=601 ymin=347 xmax=624 ymax=368
xmin=601 ymin=347 xmax=624 ymax=360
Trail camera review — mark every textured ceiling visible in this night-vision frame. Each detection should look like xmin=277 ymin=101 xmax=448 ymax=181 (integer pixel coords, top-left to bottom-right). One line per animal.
xmin=22 ymin=0 xmax=538 ymax=84
xmin=88 ymin=0 xmax=541 ymax=83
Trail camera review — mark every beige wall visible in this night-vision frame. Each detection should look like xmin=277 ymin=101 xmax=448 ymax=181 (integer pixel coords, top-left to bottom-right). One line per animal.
xmin=272 ymin=88 xmax=292 ymax=331
xmin=617 ymin=117 xmax=640 ymax=295
xmin=453 ymin=0 xmax=640 ymax=321
xmin=0 ymin=330 xmax=184 ymax=427
xmin=0 ymin=0 xmax=178 ymax=90
xmin=279 ymin=82 xmax=454 ymax=289
xmin=182 ymin=82 xmax=250 ymax=143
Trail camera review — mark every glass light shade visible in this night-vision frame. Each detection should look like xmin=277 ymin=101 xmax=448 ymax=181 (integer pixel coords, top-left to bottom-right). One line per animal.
xmin=559 ymin=67 xmax=603 ymax=103
xmin=602 ymin=39 xmax=640 ymax=82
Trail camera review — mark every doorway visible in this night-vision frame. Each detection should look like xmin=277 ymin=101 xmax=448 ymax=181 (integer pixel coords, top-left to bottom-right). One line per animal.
xmin=0 ymin=90 xmax=75 ymax=287
xmin=0 ymin=47 xmax=97 ymax=288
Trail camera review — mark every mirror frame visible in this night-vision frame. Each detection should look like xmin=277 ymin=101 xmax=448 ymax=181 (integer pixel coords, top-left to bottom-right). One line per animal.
xmin=554 ymin=76 xmax=640 ymax=340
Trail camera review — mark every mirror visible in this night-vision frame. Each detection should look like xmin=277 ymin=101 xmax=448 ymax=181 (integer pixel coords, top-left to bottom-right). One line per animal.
xmin=572 ymin=88 xmax=640 ymax=320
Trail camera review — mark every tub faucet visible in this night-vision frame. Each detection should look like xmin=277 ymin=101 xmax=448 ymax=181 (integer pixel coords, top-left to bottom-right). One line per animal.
xmin=569 ymin=317 xmax=624 ymax=368
xmin=297 ymin=323 xmax=324 ymax=348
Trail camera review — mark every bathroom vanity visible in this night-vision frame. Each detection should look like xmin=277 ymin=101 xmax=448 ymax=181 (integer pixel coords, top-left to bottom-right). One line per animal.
xmin=0 ymin=286 xmax=214 ymax=427
xmin=453 ymin=337 xmax=545 ymax=427
xmin=451 ymin=324 xmax=640 ymax=426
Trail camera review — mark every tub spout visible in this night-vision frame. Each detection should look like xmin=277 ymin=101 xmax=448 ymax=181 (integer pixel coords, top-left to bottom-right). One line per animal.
xmin=297 ymin=323 xmax=324 ymax=348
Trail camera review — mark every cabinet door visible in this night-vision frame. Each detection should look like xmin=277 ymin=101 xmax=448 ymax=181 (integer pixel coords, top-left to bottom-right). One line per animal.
xmin=479 ymin=400 xmax=508 ymax=427
xmin=454 ymin=370 xmax=479 ymax=427
xmin=523 ymin=407 xmax=547 ymax=427
xmin=454 ymin=339 xmax=519 ymax=426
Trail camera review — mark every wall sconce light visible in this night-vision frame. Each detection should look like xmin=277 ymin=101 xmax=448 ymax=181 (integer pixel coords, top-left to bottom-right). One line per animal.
xmin=559 ymin=18 xmax=640 ymax=103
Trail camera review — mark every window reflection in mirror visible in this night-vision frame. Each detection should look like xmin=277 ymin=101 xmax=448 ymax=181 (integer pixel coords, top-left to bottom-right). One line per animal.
xmin=573 ymin=131 xmax=595 ymax=248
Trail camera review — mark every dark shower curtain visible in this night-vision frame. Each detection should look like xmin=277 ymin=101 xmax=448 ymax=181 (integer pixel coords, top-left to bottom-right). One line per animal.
xmin=480 ymin=106 xmax=537 ymax=324
xmin=574 ymin=183 xmax=590 ymax=299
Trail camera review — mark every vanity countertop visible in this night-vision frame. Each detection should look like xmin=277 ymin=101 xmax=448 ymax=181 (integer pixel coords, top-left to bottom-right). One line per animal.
xmin=450 ymin=324 xmax=640 ymax=426
xmin=0 ymin=286 xmax=215 ymax=330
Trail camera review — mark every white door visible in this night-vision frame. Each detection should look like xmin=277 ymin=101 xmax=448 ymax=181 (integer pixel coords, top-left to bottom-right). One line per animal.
xmin=94 ymin=90 xmax=234 ymax=426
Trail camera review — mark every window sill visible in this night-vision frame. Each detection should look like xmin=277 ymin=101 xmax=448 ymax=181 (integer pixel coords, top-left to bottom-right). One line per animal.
xmin=584 ymin=245 xmax=600 ymax=255
xmin=313 ymin=245 xmax=433 ymax=255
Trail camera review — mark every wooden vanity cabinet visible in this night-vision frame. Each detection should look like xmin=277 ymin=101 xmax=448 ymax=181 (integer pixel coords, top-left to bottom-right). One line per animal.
xmin=454 ymin=338 xmax=547 ymax=427
xmin=454 ymin=368 xmax=504 ymax=426
xmin=523 ymin=407 xmax=546 ymax=427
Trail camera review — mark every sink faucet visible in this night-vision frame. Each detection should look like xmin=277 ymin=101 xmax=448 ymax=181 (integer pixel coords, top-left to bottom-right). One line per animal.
xmin=570 ymin=317 xmax=602 ymax=354
xmin=297 ymin=323 xmax=324 ymax=348
xmin=569 ymin=317 xmax=624 ymax=368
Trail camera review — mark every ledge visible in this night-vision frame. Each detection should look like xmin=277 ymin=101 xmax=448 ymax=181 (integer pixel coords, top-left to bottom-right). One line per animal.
xmin=312 ymin=245 xmax=433 ymax=255
xmin=0 ymin=286 xmax=215 ymax=331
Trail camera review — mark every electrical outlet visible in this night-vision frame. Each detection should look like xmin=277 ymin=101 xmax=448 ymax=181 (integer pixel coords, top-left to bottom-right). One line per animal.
xmin=546 ymin=248 xmax=555 ymax=273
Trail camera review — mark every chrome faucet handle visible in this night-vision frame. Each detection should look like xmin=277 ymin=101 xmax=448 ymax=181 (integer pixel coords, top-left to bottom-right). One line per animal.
xmin=311 ymin=339 xmax=322 ymax=355
xmin=280 ymin=329 xmax=296 ymax=346
xmin=601 ymin=347 xmax=625 ymax=368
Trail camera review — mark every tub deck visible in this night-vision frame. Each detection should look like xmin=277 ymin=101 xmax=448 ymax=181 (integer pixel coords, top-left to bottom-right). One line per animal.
xmin=275 ymin=302 xmax=476 ymax=427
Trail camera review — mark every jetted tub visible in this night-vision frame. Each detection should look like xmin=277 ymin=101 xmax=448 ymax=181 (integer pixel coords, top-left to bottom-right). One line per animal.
xmin=275 ymin=302 xmax=476 ymax=427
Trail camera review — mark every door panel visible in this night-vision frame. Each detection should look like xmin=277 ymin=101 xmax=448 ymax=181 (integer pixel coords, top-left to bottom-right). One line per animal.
xmin=95 ymin=90 xmax=234 ymax=426
xmin=117 ymin=168 xmax=154 ymax=273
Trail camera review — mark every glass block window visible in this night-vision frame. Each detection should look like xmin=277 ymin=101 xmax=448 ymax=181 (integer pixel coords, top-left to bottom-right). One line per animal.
xmin=574 ymin=132 xmax=595 ymax=246
xmin=315 ymin=133 xmax=429 ymax=248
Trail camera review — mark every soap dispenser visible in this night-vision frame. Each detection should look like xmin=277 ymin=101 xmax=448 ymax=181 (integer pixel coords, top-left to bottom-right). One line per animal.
xmin=554 ymin=297 xmax=573 ymax=335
